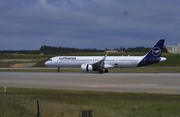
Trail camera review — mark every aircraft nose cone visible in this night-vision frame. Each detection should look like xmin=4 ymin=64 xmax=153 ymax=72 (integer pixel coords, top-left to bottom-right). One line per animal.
xmin=45 ymin=61 xmax=49 ymax=66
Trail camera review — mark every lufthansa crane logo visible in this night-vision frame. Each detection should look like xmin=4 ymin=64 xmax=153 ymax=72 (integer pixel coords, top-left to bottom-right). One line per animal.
xmin=152 ymin=47 xmax=161 ymax=56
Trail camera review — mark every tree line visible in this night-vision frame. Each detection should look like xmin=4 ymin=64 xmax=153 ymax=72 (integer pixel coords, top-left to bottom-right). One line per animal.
xmin=39 ymin=45 xmax=167 ymax=55
xmin=39 ymin=45 xmax=104 ymax=55
xmin=0 ymin=45 xmax=167 ymax=55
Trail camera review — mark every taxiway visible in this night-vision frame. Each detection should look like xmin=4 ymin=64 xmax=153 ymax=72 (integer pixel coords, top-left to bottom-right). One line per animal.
xmin=0 ymin=72 xmax=180 ymax=94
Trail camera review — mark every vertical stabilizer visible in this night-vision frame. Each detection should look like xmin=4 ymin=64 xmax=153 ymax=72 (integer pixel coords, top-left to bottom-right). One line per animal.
xmin=137 ymin=39 xmax=165 ymax=67
xmin=145 ymin=39 xmax=165 ymax=58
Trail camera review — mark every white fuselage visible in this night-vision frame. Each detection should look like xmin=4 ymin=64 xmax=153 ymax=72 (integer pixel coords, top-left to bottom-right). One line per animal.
xmin=45 ymin=56 xmax=145 ymax=68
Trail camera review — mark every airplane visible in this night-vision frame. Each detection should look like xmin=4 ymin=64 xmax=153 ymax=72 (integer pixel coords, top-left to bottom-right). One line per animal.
xmin=45 ymin=39 xmax=167 ymax=73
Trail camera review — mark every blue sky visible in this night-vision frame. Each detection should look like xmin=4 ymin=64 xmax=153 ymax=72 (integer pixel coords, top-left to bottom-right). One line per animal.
xmin=0 ymin=0 xmax=180 ymax=50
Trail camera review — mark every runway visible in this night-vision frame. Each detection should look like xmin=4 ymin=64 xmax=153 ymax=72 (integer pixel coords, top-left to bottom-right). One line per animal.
xmin=0 ymin=72 xmax=180 ymax=94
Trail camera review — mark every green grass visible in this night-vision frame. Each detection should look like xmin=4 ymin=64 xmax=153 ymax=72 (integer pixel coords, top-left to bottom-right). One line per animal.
xmin=0 ymin=88 xmax=180 ymax=117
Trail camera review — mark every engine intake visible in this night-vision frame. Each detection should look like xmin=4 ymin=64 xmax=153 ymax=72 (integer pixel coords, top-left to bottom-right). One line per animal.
xmin=81 ymin=64 xmax=93 ymax=72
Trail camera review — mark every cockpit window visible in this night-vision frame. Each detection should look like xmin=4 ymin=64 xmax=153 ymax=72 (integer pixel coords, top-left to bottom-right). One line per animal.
xmin=48 ymin=59 xmax=52 ymax=61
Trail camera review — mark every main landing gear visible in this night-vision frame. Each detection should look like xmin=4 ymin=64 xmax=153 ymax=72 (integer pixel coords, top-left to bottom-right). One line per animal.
xmin=104 ymin=69 xmax=108 ymax=73
xmin=99 ymin=69 xmax=109 ymax=74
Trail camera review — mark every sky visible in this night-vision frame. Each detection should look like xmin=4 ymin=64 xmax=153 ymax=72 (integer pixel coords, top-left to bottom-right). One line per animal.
xmin=0 ymin=0 xmax=180 ymax=50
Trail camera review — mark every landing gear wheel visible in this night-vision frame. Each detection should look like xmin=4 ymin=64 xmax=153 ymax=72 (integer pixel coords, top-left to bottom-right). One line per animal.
xmin=99 ymin=69 xmax=103 ymax=74
xmin=57 ymin=67 xmax=60 ymax=73
xmin=104 ymin=69 xmax=109 ymax=73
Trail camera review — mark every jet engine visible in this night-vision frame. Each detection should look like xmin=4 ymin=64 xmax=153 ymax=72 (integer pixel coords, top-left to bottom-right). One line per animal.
xmin=81 ymin=64 xmax=93 ymax=72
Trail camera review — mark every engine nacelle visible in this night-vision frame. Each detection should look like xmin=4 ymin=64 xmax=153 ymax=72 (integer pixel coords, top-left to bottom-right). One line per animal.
xmin=81 ymin=64 xmax=93 ymax=72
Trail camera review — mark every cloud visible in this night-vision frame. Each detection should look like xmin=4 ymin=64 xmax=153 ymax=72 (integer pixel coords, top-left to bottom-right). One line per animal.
xmin=0 ymin=0 xmax=180 ymax=50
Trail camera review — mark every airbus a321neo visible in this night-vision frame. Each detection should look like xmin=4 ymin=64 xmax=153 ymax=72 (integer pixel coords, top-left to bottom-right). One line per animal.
xmin=45 ymin=39 xmax=167 ymax=73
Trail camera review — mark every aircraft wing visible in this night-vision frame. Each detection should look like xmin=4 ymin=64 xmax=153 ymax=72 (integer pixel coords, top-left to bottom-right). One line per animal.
xmin=92 ymin=53 xmax=108 ymax=70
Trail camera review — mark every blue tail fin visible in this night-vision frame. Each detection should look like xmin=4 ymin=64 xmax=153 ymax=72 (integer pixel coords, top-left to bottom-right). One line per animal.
xmin=145 ymin=39 xmax=165 ymax=58
xmin=137 ymin=39 xmax=165 ymax=67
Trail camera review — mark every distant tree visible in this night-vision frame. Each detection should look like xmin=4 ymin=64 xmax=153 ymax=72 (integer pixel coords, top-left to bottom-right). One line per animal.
xmin=162 ymin=46 xmax=168 ymax=53
xmin=126 ymin=46 xmax=146 ymax=52
xmin=39 ymin=45 xmax=103 ymax=55
xmin=142 ymin=48 xmax=151 ymax=52
xmin=119 ymin=47 xmax=126 ymax=52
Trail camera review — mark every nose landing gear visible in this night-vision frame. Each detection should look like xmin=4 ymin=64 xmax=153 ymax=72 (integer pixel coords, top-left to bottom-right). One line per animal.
xmin=57 ymin=67 xmax=60 ymax=73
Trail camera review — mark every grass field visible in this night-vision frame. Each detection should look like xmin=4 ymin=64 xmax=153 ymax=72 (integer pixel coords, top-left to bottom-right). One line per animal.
xmin=1 ymin=88 xmax=180 ymax=117
xmin=0 ymin=53 xmax=180 ymax=117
